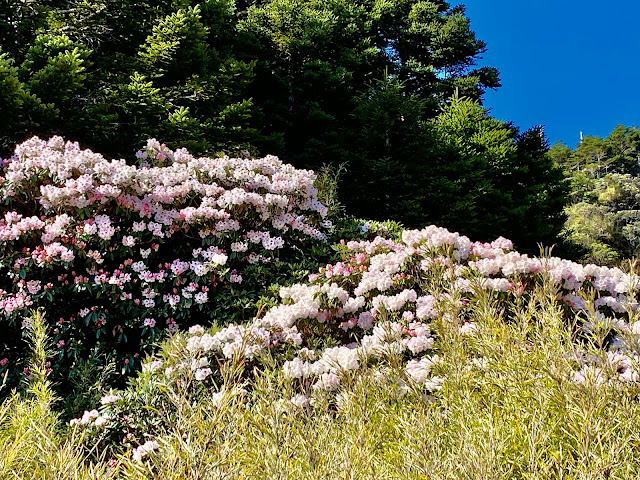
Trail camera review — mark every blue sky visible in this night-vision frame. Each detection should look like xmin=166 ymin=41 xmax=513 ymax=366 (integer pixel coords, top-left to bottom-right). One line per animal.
xmin=453 ymin=1 xmax=640 ymax=147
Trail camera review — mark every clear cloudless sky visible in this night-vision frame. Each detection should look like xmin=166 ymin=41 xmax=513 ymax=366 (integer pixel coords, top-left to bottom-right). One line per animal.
xmin=451 ymin=0 xmax=640 ymax=148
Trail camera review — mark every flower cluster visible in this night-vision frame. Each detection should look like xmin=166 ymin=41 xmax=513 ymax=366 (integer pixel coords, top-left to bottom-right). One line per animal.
xmin=70 ymin=409 xmax=110 ymax=428
xmin=132 ymin=440 xmax=160 ymax=461
xmin=73 ymin=222 xmax=640 ymax=455
xmin=0 ymin=137 xmax=329 ymax=381
xmin=566 ymin=314 xmax=640 ymax=385
xmin=146 ymin=225 xmax=640 ymax=394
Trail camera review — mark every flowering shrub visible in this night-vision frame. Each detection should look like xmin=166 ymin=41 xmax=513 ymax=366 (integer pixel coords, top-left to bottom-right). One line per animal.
xmin=176 ymin=225 xmax=640 ymax=392
xmin=74 ymin=223 xmax=640 ymax=457
xmin=0 ymin=136 xmax=330 ymax=386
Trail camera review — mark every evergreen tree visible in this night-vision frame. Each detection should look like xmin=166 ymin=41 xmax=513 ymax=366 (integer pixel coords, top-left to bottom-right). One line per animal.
xmin=0 ymin=0 xmax=261 ymax=158
xmin=552 ymin=125 xmax=640 ymax=177
xmin=431 ymin=98 xmax=566 ymax=248
xmin=557 ymin=125 xmax=640 ymax=263
xmin=240 ymin=0 xmax=499 ymax=168
xmin=345 ymin=93 xmax=566 ymax=251
xmin=0 ymin=48 xmax=57 ymax=153
xmin=0 ymin=0 xmax=566 ymax=253
xmin=345 ymin=77 xmax=432 ymax=224
xmin=0 ymin=0 xmax=52 ymax=61
xmin=509 ymin=126 xmax=568 ymax=248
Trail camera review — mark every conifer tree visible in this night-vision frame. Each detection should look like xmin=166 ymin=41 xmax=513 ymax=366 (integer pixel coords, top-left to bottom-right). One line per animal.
xmin=346 ymin=94 xmax=567 ymax=251
xmin=0 ymin=0 xmax=260 ymax=158
xmin=240 ymin=0 xmax=500 ymax=168
xmin=555 ymin=125 xmax=640 ymax=263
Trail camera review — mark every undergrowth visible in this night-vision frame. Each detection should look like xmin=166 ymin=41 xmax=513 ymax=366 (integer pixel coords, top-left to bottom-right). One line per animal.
xmin=5 ymin=279 xmax=640 ymax=478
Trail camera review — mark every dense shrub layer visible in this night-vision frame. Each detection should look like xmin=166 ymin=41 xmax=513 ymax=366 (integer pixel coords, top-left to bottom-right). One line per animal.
xmin=72 ymin=223 xmax=640 ymax=459
xmin=0 ymin=136 xmax=329 ymax=387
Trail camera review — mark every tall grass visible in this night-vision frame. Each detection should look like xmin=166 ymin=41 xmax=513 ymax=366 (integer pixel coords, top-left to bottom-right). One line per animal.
xmin=5 ymin=283 xmax=640 ymax=478
xmin=0 ymin=310 xmax=109 ymax=479
xmin=111 ymin=281 xmax=640 ymax=479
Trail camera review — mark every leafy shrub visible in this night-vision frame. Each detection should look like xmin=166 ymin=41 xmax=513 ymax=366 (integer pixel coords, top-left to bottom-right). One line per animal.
xmin=562 ymin=173 xmax=640 ymax=264
xmin=73 ymin=224 xmax=640 ymax=457
xmin=0 ymin=310 xmax=110 ymax=478
xmin=0 ymin=136 xmax=331 ymax=389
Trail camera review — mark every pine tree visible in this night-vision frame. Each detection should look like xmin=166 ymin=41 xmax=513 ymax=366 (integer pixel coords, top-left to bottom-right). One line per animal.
xmin=0 ymin=0 xmax=260 ymax=158
xmin=240 ymin=0 xmax=500 ymax=168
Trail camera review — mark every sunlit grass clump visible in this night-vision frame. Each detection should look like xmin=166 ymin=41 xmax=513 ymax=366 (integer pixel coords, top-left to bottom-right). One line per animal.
xmin=110 ymin=283 xmax=640 ymax=479
xmin=5 ymin=272 xmax=640 ymax=478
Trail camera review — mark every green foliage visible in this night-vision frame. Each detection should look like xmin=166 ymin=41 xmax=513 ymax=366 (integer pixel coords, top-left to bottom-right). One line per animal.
xmin=0 ymin=1 xmax=51 ymax=62
xmin=345 ymin=94 xmax=567 ymax=251
xmin=433 ymin=100 xmax=567 ymax=249
xmin=0 ymin=49 xmax=57 ymax=153
xmin=558 ymin=125 xmax=640 ymax=263
xmin=0 ymin=0 xmax=260 ymax=159
xmin=0 ymin=52 xmax=27 ymax=152
xmin=241 ymin=0 xmax=499 ymax=168
xmin=562 ymin=174 xmax=640 ymax=264
xmin=563 ymin=202 xmax=620 ymax=265
xmin=314 ymin=162 xmax=348 ymax=218
xmin=344 ymin=77 xmax=431 ymax=226
xmin=0 ymin=0 xmax=557 ymax=252
xmin=27 ymin=44 xmax=91 ymax=106
xmin=0 ymin=311 xmax=109 ymax=478
xmin=15 ymin=269 xmax=640 ymax=478
xmin=552 ymin=125 xmax=640 ymax=177
xmin=138 ymin=6 xmax=210 ymax=82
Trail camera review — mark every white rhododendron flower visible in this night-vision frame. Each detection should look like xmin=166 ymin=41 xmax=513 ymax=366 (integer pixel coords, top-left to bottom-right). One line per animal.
xmin=132 ymin=440 xmax=160 ymax=461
